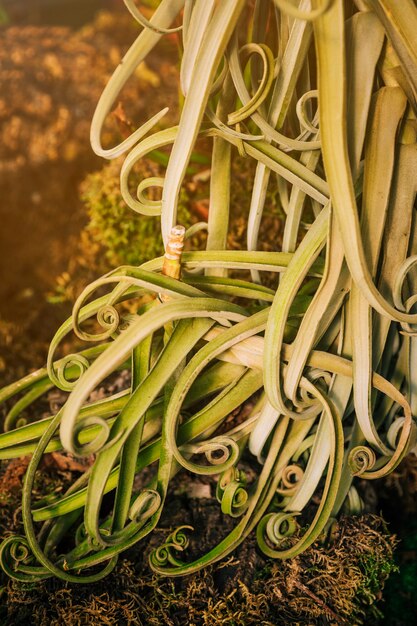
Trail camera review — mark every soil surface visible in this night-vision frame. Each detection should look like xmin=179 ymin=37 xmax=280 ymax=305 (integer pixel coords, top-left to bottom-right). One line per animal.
xmin=0 ymin=447 xmax=397 ymax=626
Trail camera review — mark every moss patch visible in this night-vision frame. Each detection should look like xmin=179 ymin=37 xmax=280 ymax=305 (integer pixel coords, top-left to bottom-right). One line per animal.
xmin=0 ymin=458 xmax=397 ymax=626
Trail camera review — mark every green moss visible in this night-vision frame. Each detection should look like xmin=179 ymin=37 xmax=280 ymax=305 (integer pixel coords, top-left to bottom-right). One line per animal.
xmin=1 ymin=512 xmax=398 ymax=626
xmin=80 ymin=157 xmax=193 ymax=268
xmin=80 ymin=147 xmax=285 ymax=272
xmin=356 ymin=554 xmax=398 ymax=622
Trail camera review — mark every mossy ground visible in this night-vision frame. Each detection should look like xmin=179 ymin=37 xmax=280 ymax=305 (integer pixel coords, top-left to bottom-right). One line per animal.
xmin=0 ymin=450 xmax=398 ymax=626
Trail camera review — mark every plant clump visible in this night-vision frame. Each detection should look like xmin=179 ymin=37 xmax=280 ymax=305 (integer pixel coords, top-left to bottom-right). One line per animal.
xmin=0 ymin=1 xmax=416 ymax=614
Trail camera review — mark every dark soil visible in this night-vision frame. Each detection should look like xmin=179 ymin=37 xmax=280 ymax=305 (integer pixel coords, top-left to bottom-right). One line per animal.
xmin=375 ymin=454 xmax=417 ymax=626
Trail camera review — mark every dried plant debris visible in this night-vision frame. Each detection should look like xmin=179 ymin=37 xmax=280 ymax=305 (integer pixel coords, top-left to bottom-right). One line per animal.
xmin=0 ymin=514 xmax=396 ymax=626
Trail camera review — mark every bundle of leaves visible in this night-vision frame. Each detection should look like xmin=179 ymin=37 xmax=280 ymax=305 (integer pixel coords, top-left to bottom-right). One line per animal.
xmin=0 ymin=4 xmax=416 ymax=623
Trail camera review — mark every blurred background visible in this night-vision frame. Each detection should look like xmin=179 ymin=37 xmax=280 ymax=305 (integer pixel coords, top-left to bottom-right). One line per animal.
xmin=0 ymin=0 xmax=182 ymax=382
xmin=0 ymin=0 xmax=116 ymax=27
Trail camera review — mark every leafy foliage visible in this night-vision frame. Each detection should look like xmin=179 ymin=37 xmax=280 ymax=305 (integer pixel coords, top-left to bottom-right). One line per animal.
xmin=0 ymin=0 xmax=416 ymax=605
